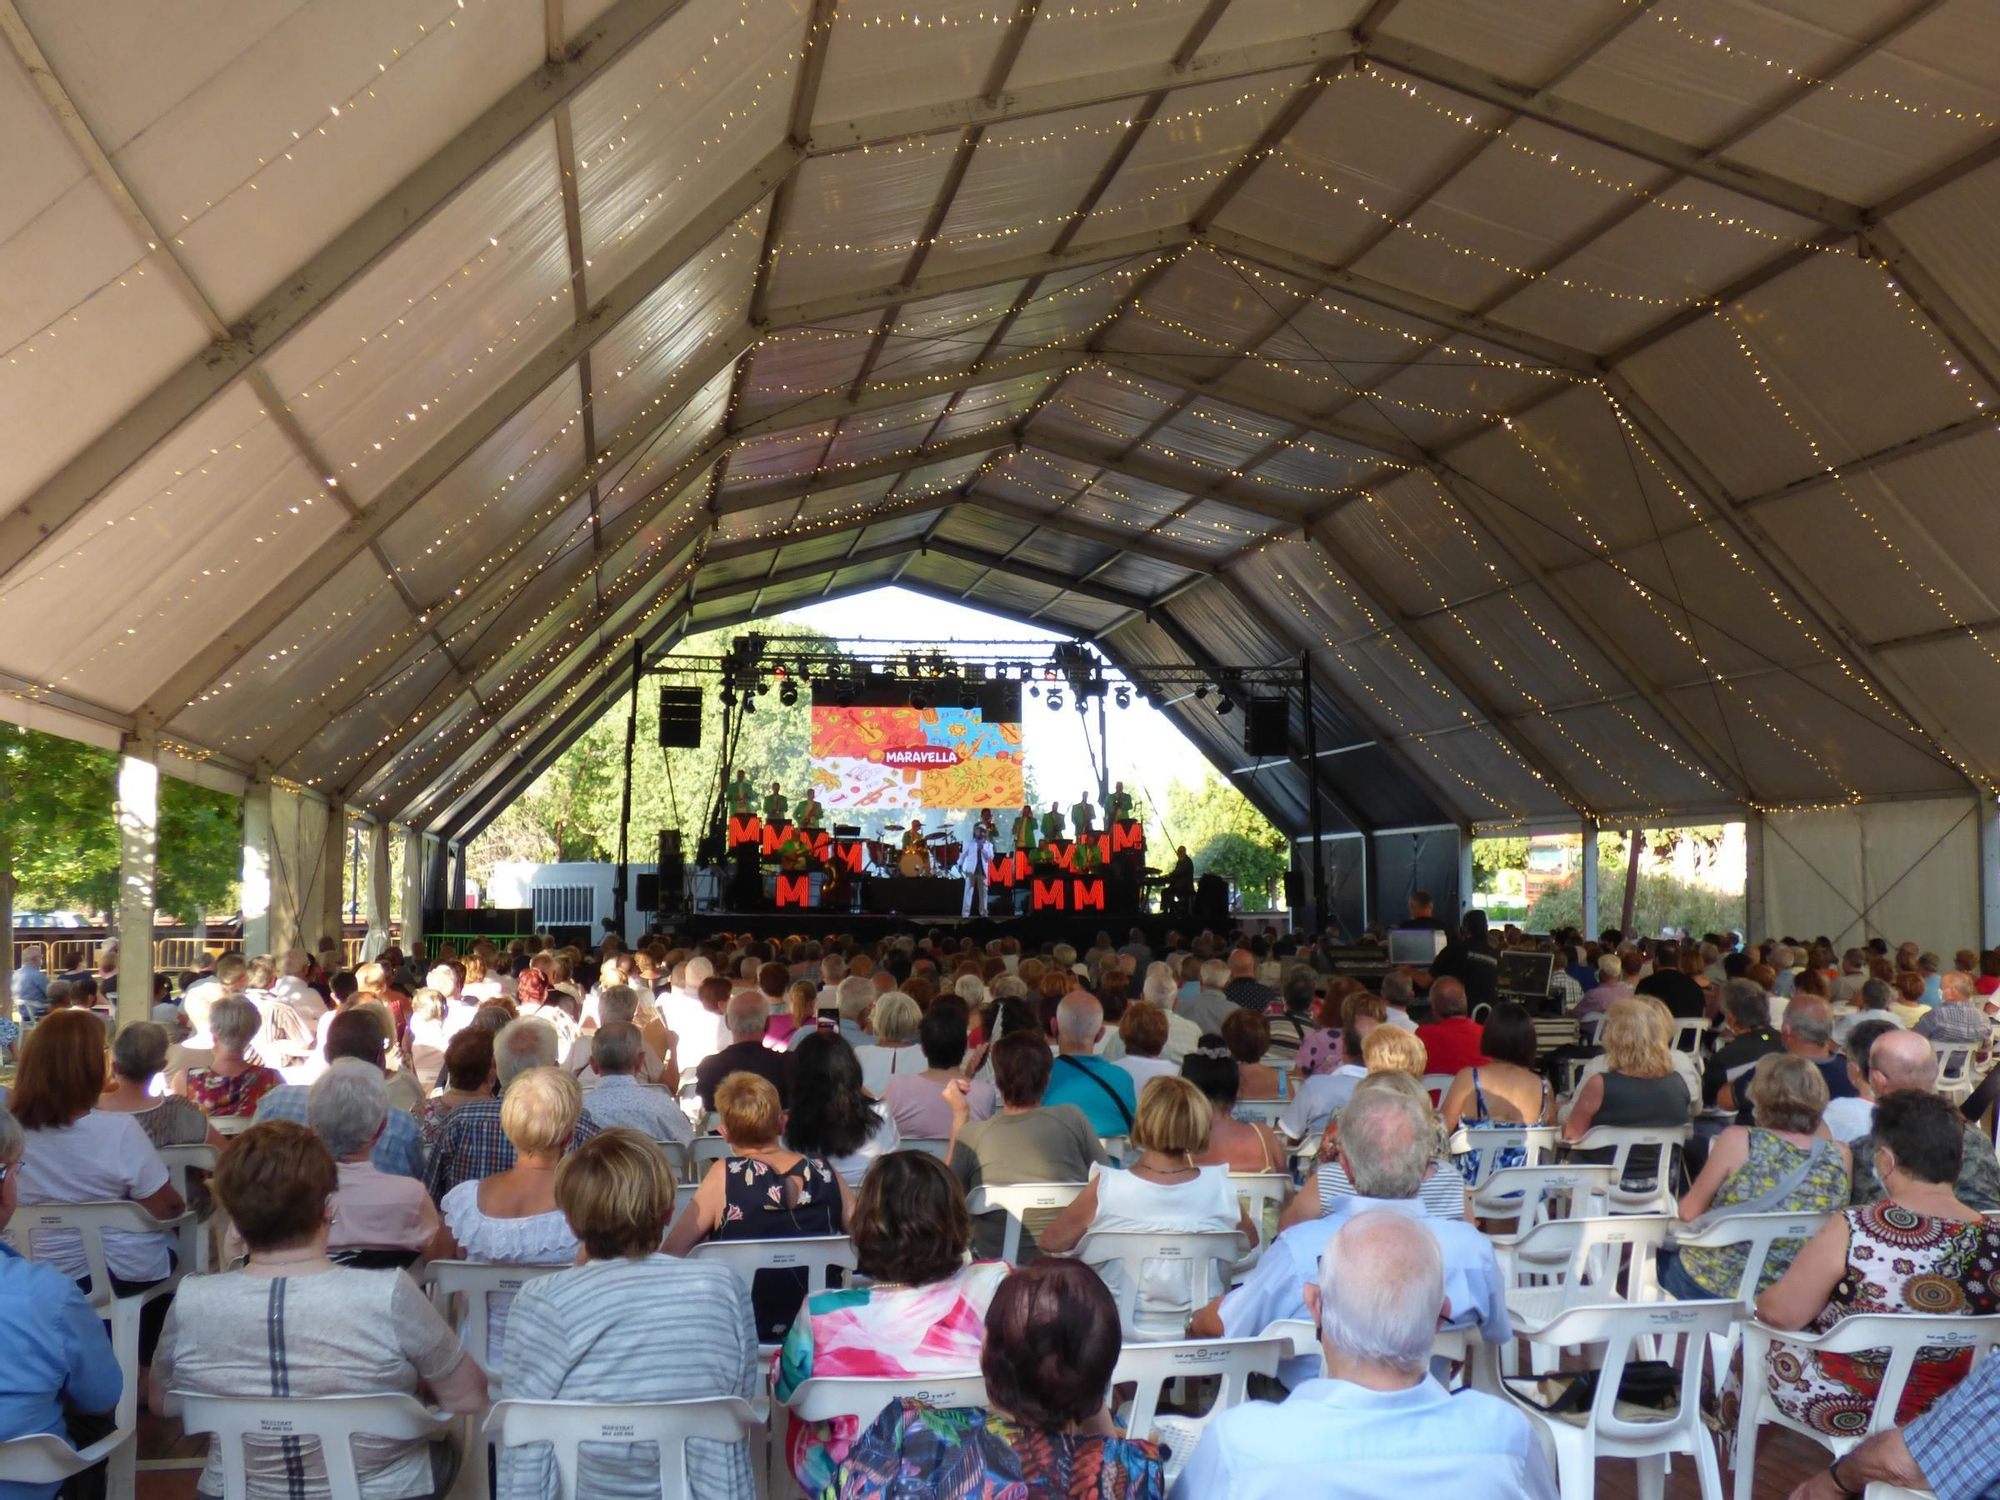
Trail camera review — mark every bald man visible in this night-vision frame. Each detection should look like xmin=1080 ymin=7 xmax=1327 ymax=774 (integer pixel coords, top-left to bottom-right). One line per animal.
xmin=1845 ymin=1029 xmax=2000 ymax=1211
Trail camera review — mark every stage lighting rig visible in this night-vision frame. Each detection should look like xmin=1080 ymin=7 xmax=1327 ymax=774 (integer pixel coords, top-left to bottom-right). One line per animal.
xmin=1114 ymin=685 xmax=1131 ymax=709
xmin=1048 ymin=689 xmax=1064 ymax=711
xmin=779 ymin=679 xmax=799 ymax=707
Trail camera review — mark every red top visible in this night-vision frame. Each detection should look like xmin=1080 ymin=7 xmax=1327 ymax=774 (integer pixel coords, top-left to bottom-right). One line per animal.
xmin=1414 ymin=1017 xmax=1490 ymax=1080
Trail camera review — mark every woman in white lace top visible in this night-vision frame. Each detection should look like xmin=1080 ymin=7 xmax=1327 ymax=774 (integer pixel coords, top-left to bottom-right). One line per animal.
xmin=439 ymin=1066 xmax=582 ymax=1368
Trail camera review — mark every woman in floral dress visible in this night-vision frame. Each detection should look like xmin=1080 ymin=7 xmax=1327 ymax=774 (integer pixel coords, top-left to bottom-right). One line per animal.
xmin=178 ymin=995 xmax=284 ymax=1117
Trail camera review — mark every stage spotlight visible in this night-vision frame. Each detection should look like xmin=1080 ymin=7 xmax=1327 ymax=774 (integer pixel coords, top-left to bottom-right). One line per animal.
xmin=909 ymin=687 xmax=929 ymax=710
xmin=744 ymin=693 xmax=758 ymax=715
xmin=720 ymin=685 xmax=736 ymax=708
xmin=1194 ymin=683 xmax=1210 ymax=701
xmin=1215 ymin=695 xmax=1234 ymax=717
xmin=1114 ymin=685 xmax=1131 ymax=709
xmin=1048 ymin=690 xmax=1064 ymax=711
xmin=1029 ymin=684 xmax=1040 ymax=699
xmin=779 ymin=679 xmax=798 ymax=707
xmin=959 ymin=683 xmax=978 ymax=710
xmin=833 ymin=683 xmax=854 ymax=707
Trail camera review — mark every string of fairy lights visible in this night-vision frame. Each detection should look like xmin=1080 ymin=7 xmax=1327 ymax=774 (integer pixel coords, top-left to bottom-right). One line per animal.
xmin=5 ymin=0 xmax=2000 ymax=828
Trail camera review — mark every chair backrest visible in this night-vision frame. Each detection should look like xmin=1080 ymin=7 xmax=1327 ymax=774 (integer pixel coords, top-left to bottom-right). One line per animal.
xmin=1226 ymin=1172 xmax=1290 ymax=1225
xmin=1672 ymin=1018 xmax=1711 ymax=1053
xmin=0 ymin=1428 xmax=130 ymax=1485
xmin=1421 ymin=1073 xmax=1455 ymax=1103
xmin=786 ymin=1373 xmax=988 ymax=1429
xmin=420 ymin=1260 xmax=566 ymax=1377
xmin=1578 ymin=1014 xmax=1605 ymax=1048
xmin=651 ymin=1139 xmax=689 ymax=1182
xmin=176 ymin=1392 xmax=450 ymax=1500
xmin=155 ymin=1143 xmax=220 ymax=1204
xmin=1933 ymin=1042 xmax=1978 ymax=1085
xmin=1777 ymin=1313 xmax=2000 ymax=1439
xmin=486 ymin=1397 xmax=759 ymax=1500
xmin=965 ymin=1181 xmax=1088 ymax=1263
xmin=686 ymin=1235 xmax=856 ymax=1299
xmin=1669 ymin=1211 xmax=1832 ymax=1303
xmin=3 ymin=1199 xmax=183 ymax=1313
xmin=1530 ymin=1299 xmax=1740 ymax=1443
xmin=1110 ymin=1337 xmax=1283 ymax=1453
xmin=1229 ymin=1101 xmax=1286 ymax=1131
xmin=1448 ymin=1125 xmax=1561 ymax=1193
xmin=1471 ymin=1163 xmax=1616 ymax=1227
xmin=1098 ymin=1135 xmax=1131 ymax=1164
xmin=687 ymin=1136 xmax=733 ymax=1176
xmin=1569 ymin=1124 xmax=1691 ymax=1214
xmin=211 ymin=1115 xmax=254 ymax=1136
xmin=1499 ymin=1214 xmax=1674 ymax=1309
xmin=1073 ymin=1229 xmax=1247 ymax=1339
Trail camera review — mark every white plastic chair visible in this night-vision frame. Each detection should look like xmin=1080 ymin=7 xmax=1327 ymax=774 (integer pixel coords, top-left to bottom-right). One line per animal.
xmin=1229 ymin=1100 xmax=1287 ymax=1131
xmin=175 ymin=1392 xmax=453 ymax=1500
xmin=1673 ymin=1018 xmax=1712 ymax=1054
xmin=1493 ymin=1214 xmax=1673 ymax=1373
xmin=4 ymin=1199 xmax=191 ymax=1500
xmin=686 ymin=1136 xmax=733 ymax=1178
xmin=1098 ymin=1135 xmax=1132 ymax=1165
xmin=1667 ymin=1210 xmax=1832 ymax=1383
xmin=650 ymin=1139 xmax=690 ymax=1183
xmin=1225 ymin=1172 xmax=1289 ymax=1273
xmin=1502 ymin=1298 xmax=1739 ymax=1500
xmin=687 ymin=1236 xmax=856 ymax=1356
xmin=965 ymin=1181 xmax=1089 ymax=1264
xmin=1932 ymin=1043 xmax=1980 ymax=1106
xmin=156 ymin=1142 xmax=221 ymax=1274
xmin=1261 ymin=1316 xmax=1498 ymax=1394
xmin=779 ymin=1373 xmax=987 ymax=1499
xmin=1473 ymin=1163 xmax=1616 ymax=1230
xmin=1109 ymin=1337 xmax=1282 ymax=1484
xmin=1421 ymin=1072 xmax=1455 ymax=1104
xmin=1072 ymin=1229 xmax=1246 ymax=1342
xmin=0 ymin=1428 xmax=133 ymax=1490
xmin=1734 ymin=1314 xmax=2000 ymax=1500
xmin=420 ymin=1260 xmax=566 ymax=1384
xmin=1568 ymin=1125 xmax=1691 ymax=1215
xmin=1578 ymin=1014 xmax=1606 ymax=1048
xmin=210 ymin=1115 xmax=254 ymax=1136
xmin=1448 ymin=1125 xmax=1561 ymax=1196
xmin=485 ymin=1396 xmax=762 ymax=1500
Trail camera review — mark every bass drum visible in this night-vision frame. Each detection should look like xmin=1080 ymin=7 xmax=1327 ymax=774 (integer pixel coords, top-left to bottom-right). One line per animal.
xmin=898 ymin=849 xmax=932 ymax=876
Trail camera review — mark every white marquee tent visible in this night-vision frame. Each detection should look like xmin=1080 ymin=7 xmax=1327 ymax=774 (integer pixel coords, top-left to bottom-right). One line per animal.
xmin=6 ymin=0 xmax=2000 ymax=1011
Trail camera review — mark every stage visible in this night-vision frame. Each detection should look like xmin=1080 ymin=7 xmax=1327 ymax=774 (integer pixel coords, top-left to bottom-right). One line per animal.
xmin=656 ymin=908 xmax=1290 ymax=948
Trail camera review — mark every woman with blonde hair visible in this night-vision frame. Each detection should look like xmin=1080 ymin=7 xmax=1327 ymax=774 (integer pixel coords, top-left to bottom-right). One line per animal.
xmin=1563 ymin=997 xmax=1693 ymax=1141
xmin=1359 ymin=1022 xmax=1428 ymax=1079
xmin=1040 ymin=1076 xmax=1254 ymax=1335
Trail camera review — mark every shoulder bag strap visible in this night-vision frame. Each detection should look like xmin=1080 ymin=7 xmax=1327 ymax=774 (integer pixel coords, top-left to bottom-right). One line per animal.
xmin=1053 ymin=1054 xmax=1135 ymax=1131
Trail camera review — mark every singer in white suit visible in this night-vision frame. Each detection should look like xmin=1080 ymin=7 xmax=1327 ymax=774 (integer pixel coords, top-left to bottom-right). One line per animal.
xmin=960 ymin=814 xmax=996 ymax=916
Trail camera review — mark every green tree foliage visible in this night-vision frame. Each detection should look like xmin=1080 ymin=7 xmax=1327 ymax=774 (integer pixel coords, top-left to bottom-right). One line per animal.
xmin=1471 ymin=836 xmax=1529 ymax=890
xmin=1525 ymin=827 xmax=1744 ymax=938
xmin=468 ymin=621 xmax=836 ymax=885
xmin=0 ymin=724 xmax=240 ymax=922
xmin=1162 ymin=771 xmax=1289 ymax=911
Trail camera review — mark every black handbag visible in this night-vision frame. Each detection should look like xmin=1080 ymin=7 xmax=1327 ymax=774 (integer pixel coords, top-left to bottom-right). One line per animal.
xmin=1512 ymin=1358 xmax=1679 ymax=1419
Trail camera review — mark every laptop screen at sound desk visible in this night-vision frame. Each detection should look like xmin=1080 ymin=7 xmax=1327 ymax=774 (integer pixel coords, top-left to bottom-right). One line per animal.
xmin=1497 ymin=950 xmax=1554 ymax=999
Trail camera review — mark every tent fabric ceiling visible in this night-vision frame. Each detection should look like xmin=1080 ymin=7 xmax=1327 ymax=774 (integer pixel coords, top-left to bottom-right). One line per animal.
xmin=6 ymin=0 xmax=2000 ymax=844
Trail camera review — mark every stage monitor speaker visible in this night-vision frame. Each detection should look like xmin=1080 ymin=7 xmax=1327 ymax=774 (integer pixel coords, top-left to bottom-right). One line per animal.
xmin=1244 ymin=697 xmax=1289 ymax=758
xmin=1194 ymin=873 xmax=1230 ymax=931
xmin=658 ymin=687 xmax=703 ymax=748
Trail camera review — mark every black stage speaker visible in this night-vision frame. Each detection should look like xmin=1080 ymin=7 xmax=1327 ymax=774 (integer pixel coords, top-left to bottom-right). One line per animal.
xmin=657 ymin=829 xmax=685 ymax=915
xmin=1194 ymin=873 xmax=1230 ymax=932
xmin=1244 ymin=697 xmax=1289 ymax=758
xmin=658 ymin=687 xmax=703 ymax=748
xmin=1283 ymin=869 xmax=1304 ymax=910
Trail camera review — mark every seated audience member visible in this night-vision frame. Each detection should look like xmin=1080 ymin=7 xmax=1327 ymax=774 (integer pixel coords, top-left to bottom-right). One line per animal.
xmin=1824 ymin=1018 xmax=1896 ymax=1144
xmin=1139 ymin=963 xmax=1203 ymax=1064
xmin=947 ymin=1034 xmax=1111 ymax=1261
xmin=1173 ymin=1209 xmax=1555 ymax=1500
xmin=440 ymin=1066 xmax=584 ymax=1368
xmin=1439 ymin=1001 xmax=1553 ymax=1183
xmin=695 ymin=990 xmax=790 ymax=1113
xmin=852 ymin=992 xmax=924 ymax=1097
xmin=779 ymin=980 xmax=818 ymax=1050
xmin=179 ymin=995 xmax=284 ymax=1116
xmin=497 ymin=1130 xmax=759 ymax=1500
xmin=404 ymin=984 xmax=453 ymax=1098
xmin=1657 ymin=1053 xmax=1851 ymax=1301
xmin=1778 ymin=1342 xmax=2000 ymax=1500
xmin=1914 ymin=970 xmax=1993 ymax=1045
xmin=1635 ymin=938 xmax=1706 ymax=1019
xmin=1278 ymin=1011 xmax=1371 ymax=1147
xmin=1888 ymin=970 xmax=1930 ymax=1028
xmin=1833 ymin=977 xmax=1903 ymax=1046
xmin=1413 ymin=978 xmax=1487 ymax=1077
xmin=1782 ymin=994 xmax=1859 ymax=1103
xmin=1748 ymin=1090 xmax=2000 ymax=1436
xmin=1221 ymin=1009 xmax=1284 ymax=1104
xmin=421 ymin=1026 xmax=498 ymax=1158
xmin=1574 ymin=949 xmax=1632 ymax=1019
xmin=1113 ymin=1002 xmax=1179 ymax=1093
xmin=665 ymin=1071 xmax=853 ymax=1343
xmin=1287 ymin=980 xmax=1352 ymax=1079
xmin=1042 ymin=994 xmax=1137 ymax=1138
xmin=881 ymin=1000 xmax=995 ymax=1140
xmin=11 ymin=1011 xmax=185 ymax=1362
xmin=257 ymin=1008 xmax=426 ymax=1180
xmin=785 ymin=1031 xmax=900 ymax=1187
xmin=1706 ymin=978 xmax=1788 ymax=1121
xmin=0 ymin=1109 xmax=121 ymax=1496
xmin=305 ymin=1059 xmax=451 ymax=1265
xmin=1202 ymin=1081 xmax=1507 ymax=1387
xmin=424 ymin=1018 xmax=600 ymax=1200
xmin=775 ymin=1152 xmax=1008 ymax=1494
xmin=566 ymin=985 xmax=670 ymax=1087
xmin=98 ymin=1020 xmax=223 ymax=1147
xmin=1182 ymin=1037 xmax=1288 ymax=1176
xmin=1846 ymin=1029 xmax=2000 ymax=1211
xmin=579 ymin=1023 xmax=691 ymax=1145
xmin=152 ymin=1123 xmax=486 ymax=1500
xmin=1563 ymin=997 xmax=1694 ymax=1143
xmin=1040 ymin=1076 xmax=1253 ymax=1336
xmin=1292 ymin=1070 xmax=1466 ymax=1229
xmin=836 ymin=1257 xmax=1164 ymax=1499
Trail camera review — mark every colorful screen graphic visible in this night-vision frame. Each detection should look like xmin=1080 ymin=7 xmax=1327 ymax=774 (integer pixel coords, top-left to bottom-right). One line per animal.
xmin=810 ymin=684 xmax=1023 ymax=810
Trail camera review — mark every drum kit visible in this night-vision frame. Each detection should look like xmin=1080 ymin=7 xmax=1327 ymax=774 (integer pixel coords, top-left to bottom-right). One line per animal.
xmin=882 ymin=824 xmax=963 ymax=878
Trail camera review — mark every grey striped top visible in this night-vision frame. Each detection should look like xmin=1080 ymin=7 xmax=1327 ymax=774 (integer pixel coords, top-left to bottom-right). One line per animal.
xmin=496 ymin=1255 xmax=759 ymax=1500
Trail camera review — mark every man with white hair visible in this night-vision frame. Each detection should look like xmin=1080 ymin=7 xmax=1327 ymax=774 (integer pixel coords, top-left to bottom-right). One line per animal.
xmin=578 ymin=1023 xmax=691 ymax=1145
xmin=424 ymin=1017 xmax=602 ymax=1200
xmin=302 ymin=1059 xmax=446 ymax=1261
xmin=273 ymin=948 xmax=326 ymax=1024
xmin=695 ymin=990 xmax=791 ymax=1112
xmin=1140 ymin=963 xmax=1201 ymax=1063
xmin=1192 ymin=1082 xmax=1509 ymax=1387
xmin=1914 ymin=969 xmax=1992 ymax=1046
xmin=1379 ymin=969 xmax=1419 ymax=1032
xmin=1173 ymin=1208 xmax=1553 ymax=1500
xmin=564 ymin=985 xmax=672 ymax=1089
xmin=1846 ymin=1028 xmax=2000 ymax=1211
xmin=1041 ymin=993 xmax=1136 ymax=1137
xmin=1178 ymin=957 xmax=1235 ymax=1035
xmin=1575 ymin=949 xmax=1631 ymax=1019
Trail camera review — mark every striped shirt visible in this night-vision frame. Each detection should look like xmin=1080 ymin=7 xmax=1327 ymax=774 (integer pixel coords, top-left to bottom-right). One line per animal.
xmin=497 ymin=1255 xmax=759 ymax=1500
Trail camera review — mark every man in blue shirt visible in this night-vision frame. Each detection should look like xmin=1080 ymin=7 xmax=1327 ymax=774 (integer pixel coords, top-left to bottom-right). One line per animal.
xmin=1041 ymin=994 xmax=1136 ymax=1138
xmin=0 ymin=1113 xmax=123 ymax=1499
xmin=254 ymin=1007 xmax=425 ymax=1179
xmin=8 ymin=946 xmax=47 ymax=1027
xmin=1191 ymin=1082 xmax=1509 ymax=1387
xmin=1173 ymin=1207 xmax=1553 ymax=1500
